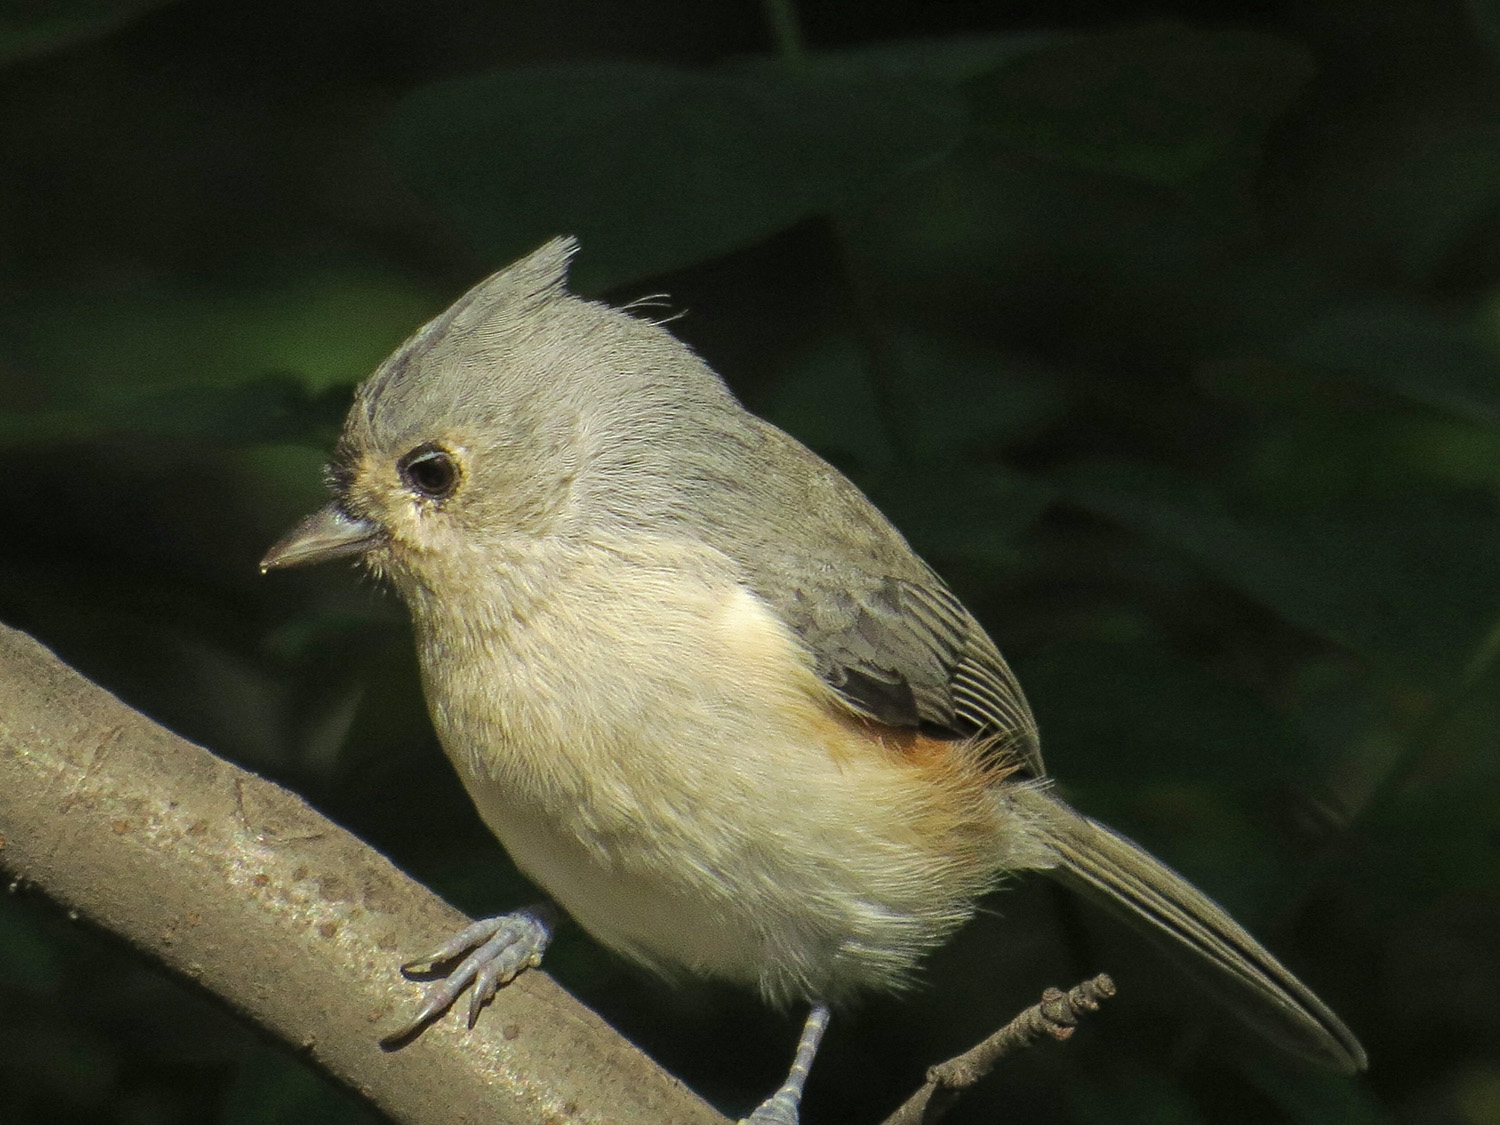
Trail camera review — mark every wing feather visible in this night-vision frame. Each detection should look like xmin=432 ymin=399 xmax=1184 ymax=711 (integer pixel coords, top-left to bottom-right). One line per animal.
xmin=685 ymin=416 xmax=1043 ymax=777
xmin=765 ymin=567 xmax=1042 ymax=777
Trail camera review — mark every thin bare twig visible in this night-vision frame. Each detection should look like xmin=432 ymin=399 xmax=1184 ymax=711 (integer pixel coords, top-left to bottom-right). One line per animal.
xmin=881 ymin=974 xmax=1117 ymax=1125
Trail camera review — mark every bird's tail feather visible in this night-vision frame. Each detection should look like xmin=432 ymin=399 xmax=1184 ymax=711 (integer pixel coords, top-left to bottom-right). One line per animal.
xmin=1011 ymin=786 xmax=1366 ymax=1073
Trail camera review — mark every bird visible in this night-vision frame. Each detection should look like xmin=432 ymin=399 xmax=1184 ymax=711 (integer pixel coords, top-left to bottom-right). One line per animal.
xmin=262 ymin=236 xmax=1366 ymax=1122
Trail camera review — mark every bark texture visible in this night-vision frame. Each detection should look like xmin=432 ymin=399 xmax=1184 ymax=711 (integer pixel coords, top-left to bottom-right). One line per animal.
xmin=0 ymin=621 xmax=724 ymax=1125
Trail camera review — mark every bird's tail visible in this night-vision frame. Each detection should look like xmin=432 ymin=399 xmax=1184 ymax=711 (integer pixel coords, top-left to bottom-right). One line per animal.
xmin=1009 ymin=785 xmax=1366 ymax=1073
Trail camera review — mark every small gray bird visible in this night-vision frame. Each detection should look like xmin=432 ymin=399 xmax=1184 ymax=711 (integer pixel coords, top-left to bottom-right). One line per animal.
xmin=263 ymin=238 xmax=1365 ymax=1122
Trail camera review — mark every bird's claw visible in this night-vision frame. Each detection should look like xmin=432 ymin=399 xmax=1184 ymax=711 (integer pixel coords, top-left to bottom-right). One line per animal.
xmin=385 ymin=904 xmax=555 ymax=1042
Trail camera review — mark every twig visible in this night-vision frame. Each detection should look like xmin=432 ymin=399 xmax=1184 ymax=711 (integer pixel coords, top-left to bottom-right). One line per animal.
xmin=881 ymin=974 xmax=1116 ymax=1125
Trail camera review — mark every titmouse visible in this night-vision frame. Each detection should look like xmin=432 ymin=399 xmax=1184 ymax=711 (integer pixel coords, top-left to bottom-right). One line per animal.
xmin=263 ymin=238 xmax=1366 ymax=1122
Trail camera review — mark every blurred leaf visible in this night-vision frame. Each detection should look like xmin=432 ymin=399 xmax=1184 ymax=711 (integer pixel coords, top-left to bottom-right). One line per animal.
xmin=1059 ymin=460 xmax=1500 ymax=684
xmin=762 ymin=331 xmax=1056 ymax=566
xmin=1466 ymin=0 xmax=1500 ymax=68
xmin=1195 ymin=364 xmax=1500 ymax=504
xmin=221 ymin=1045 xmax=373 ymax=1125
xmin=1021 ymin=635 xmax=1317 ymax=788
xmin=1381 ymin=127 xmax=1500 ymax=279
xmin=1066 ymin=1060 xmax=1207 ymax=1125
xmin=966 ymin=22 xmax=1315 ymax=186
xmin=891 ymin=329 xmax=1065 ymax=459
xmin=1456 ymin=1068 xmax=1500 ymax=1124
xmin=808 ymin=32 xmax=1061 ymax=84
xmin=764 ymin=329 xmax=1064 ymax=471
xmin=1378 ymin=884 xmax=1500 ymax=1038
xmin=871 ymin=460 xmax=1053 ymax=568
xmin=0 ymin=898 xmax=67 ymax=994
xmin=1019 ymin=633 xmax=1311 ymax=922
xmin=382 ymin=60 xmax=969 ymax=290
xmin=764 ymin=335 xmax=896 ymax=471
xmin=1369 ymin=756 xmax=1500 ymax=902
xmin=6 ymin=1022 xmax=119 ymax=1112
xmin=0 ymin=0 xmax=172 ymax=65
xmin=1280 ymin=304 xmax=1500 ymax=429
xmin=0 ymin=266 xmax=439 ymax=398
xmin=108 ymin=375 xmax=350 ymax=443
xmin=0 ymin=374 xmax=350 ymax=448
xmin=1241 ymin=1060 xmax=1389 ymax=1124
xmin=239 ymin=443 xmax=335 ymax=508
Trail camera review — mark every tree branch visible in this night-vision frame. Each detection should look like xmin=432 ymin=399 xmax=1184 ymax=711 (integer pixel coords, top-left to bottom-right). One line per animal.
xmin=881 ymin=974 xmax=1117 ymax=1125
xmin=0 ymin=621 xmax=725 ymax=1125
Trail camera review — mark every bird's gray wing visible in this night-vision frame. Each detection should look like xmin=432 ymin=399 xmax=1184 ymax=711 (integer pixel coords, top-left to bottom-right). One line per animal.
xmin=686 ymin=415 xmax=1042 ymax=776
xmin=771 ymin=570 xmax=1044 ymax=779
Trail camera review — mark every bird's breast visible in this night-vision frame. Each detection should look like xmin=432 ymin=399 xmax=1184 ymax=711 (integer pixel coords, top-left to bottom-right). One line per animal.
xmin=406 ymin=535 xmax=1014 ymax=1002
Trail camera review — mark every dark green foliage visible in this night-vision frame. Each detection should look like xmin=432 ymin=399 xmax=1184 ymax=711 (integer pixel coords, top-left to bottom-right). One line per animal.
xmin=1 ymin=1 xmax=1497 ymax=1121
xmin=965 ymin=24 xmax=1316 ymax=188
xmin=382 ymin=58 xmax=974 ymax=290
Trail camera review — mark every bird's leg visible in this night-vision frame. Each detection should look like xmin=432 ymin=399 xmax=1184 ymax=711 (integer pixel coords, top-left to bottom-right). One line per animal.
xmin=741 ymin=1003 xmax=831 ymax=1125
xmin=384 ymin=902 xmax=557 ymax=1041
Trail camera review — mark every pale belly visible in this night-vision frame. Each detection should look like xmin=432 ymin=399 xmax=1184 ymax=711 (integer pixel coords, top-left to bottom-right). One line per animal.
xmin=416 ymin=540 xmax=1014 ymax=1004
xmin=457 ymin=740 xmax=1005 ymax=1006
xmin=466 ymin=784 xmax=780 ymax=985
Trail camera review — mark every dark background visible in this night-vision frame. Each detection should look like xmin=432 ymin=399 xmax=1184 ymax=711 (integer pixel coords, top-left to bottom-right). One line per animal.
xmin=2 ymin=0 xmax=1498 ymax=1122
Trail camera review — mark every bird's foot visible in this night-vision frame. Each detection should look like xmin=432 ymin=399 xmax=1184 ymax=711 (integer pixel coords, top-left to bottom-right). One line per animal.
xmin=740 ymin=1091 xmax=803 ymax=1125
xmin=737 ymin=1003 xmax=830 ymax=1125
xmin=385 ymin=903 xmax=556 ymax=1041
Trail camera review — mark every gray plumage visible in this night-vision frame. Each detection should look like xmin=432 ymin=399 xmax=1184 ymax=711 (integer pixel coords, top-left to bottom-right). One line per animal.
xmin=343 ymin=237 xmax=1044 ymax=774
xmin=271 ymin=237 xmax=1365 ymax=1084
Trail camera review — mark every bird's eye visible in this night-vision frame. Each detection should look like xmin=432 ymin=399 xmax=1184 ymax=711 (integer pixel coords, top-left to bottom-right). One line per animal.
xmin=398 ymin=444 xmax=460 ymax=500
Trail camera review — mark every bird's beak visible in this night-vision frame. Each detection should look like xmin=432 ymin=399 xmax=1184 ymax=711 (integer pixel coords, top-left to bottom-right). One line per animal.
xmin=260 ymin=503 xmax=384 ymax=572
